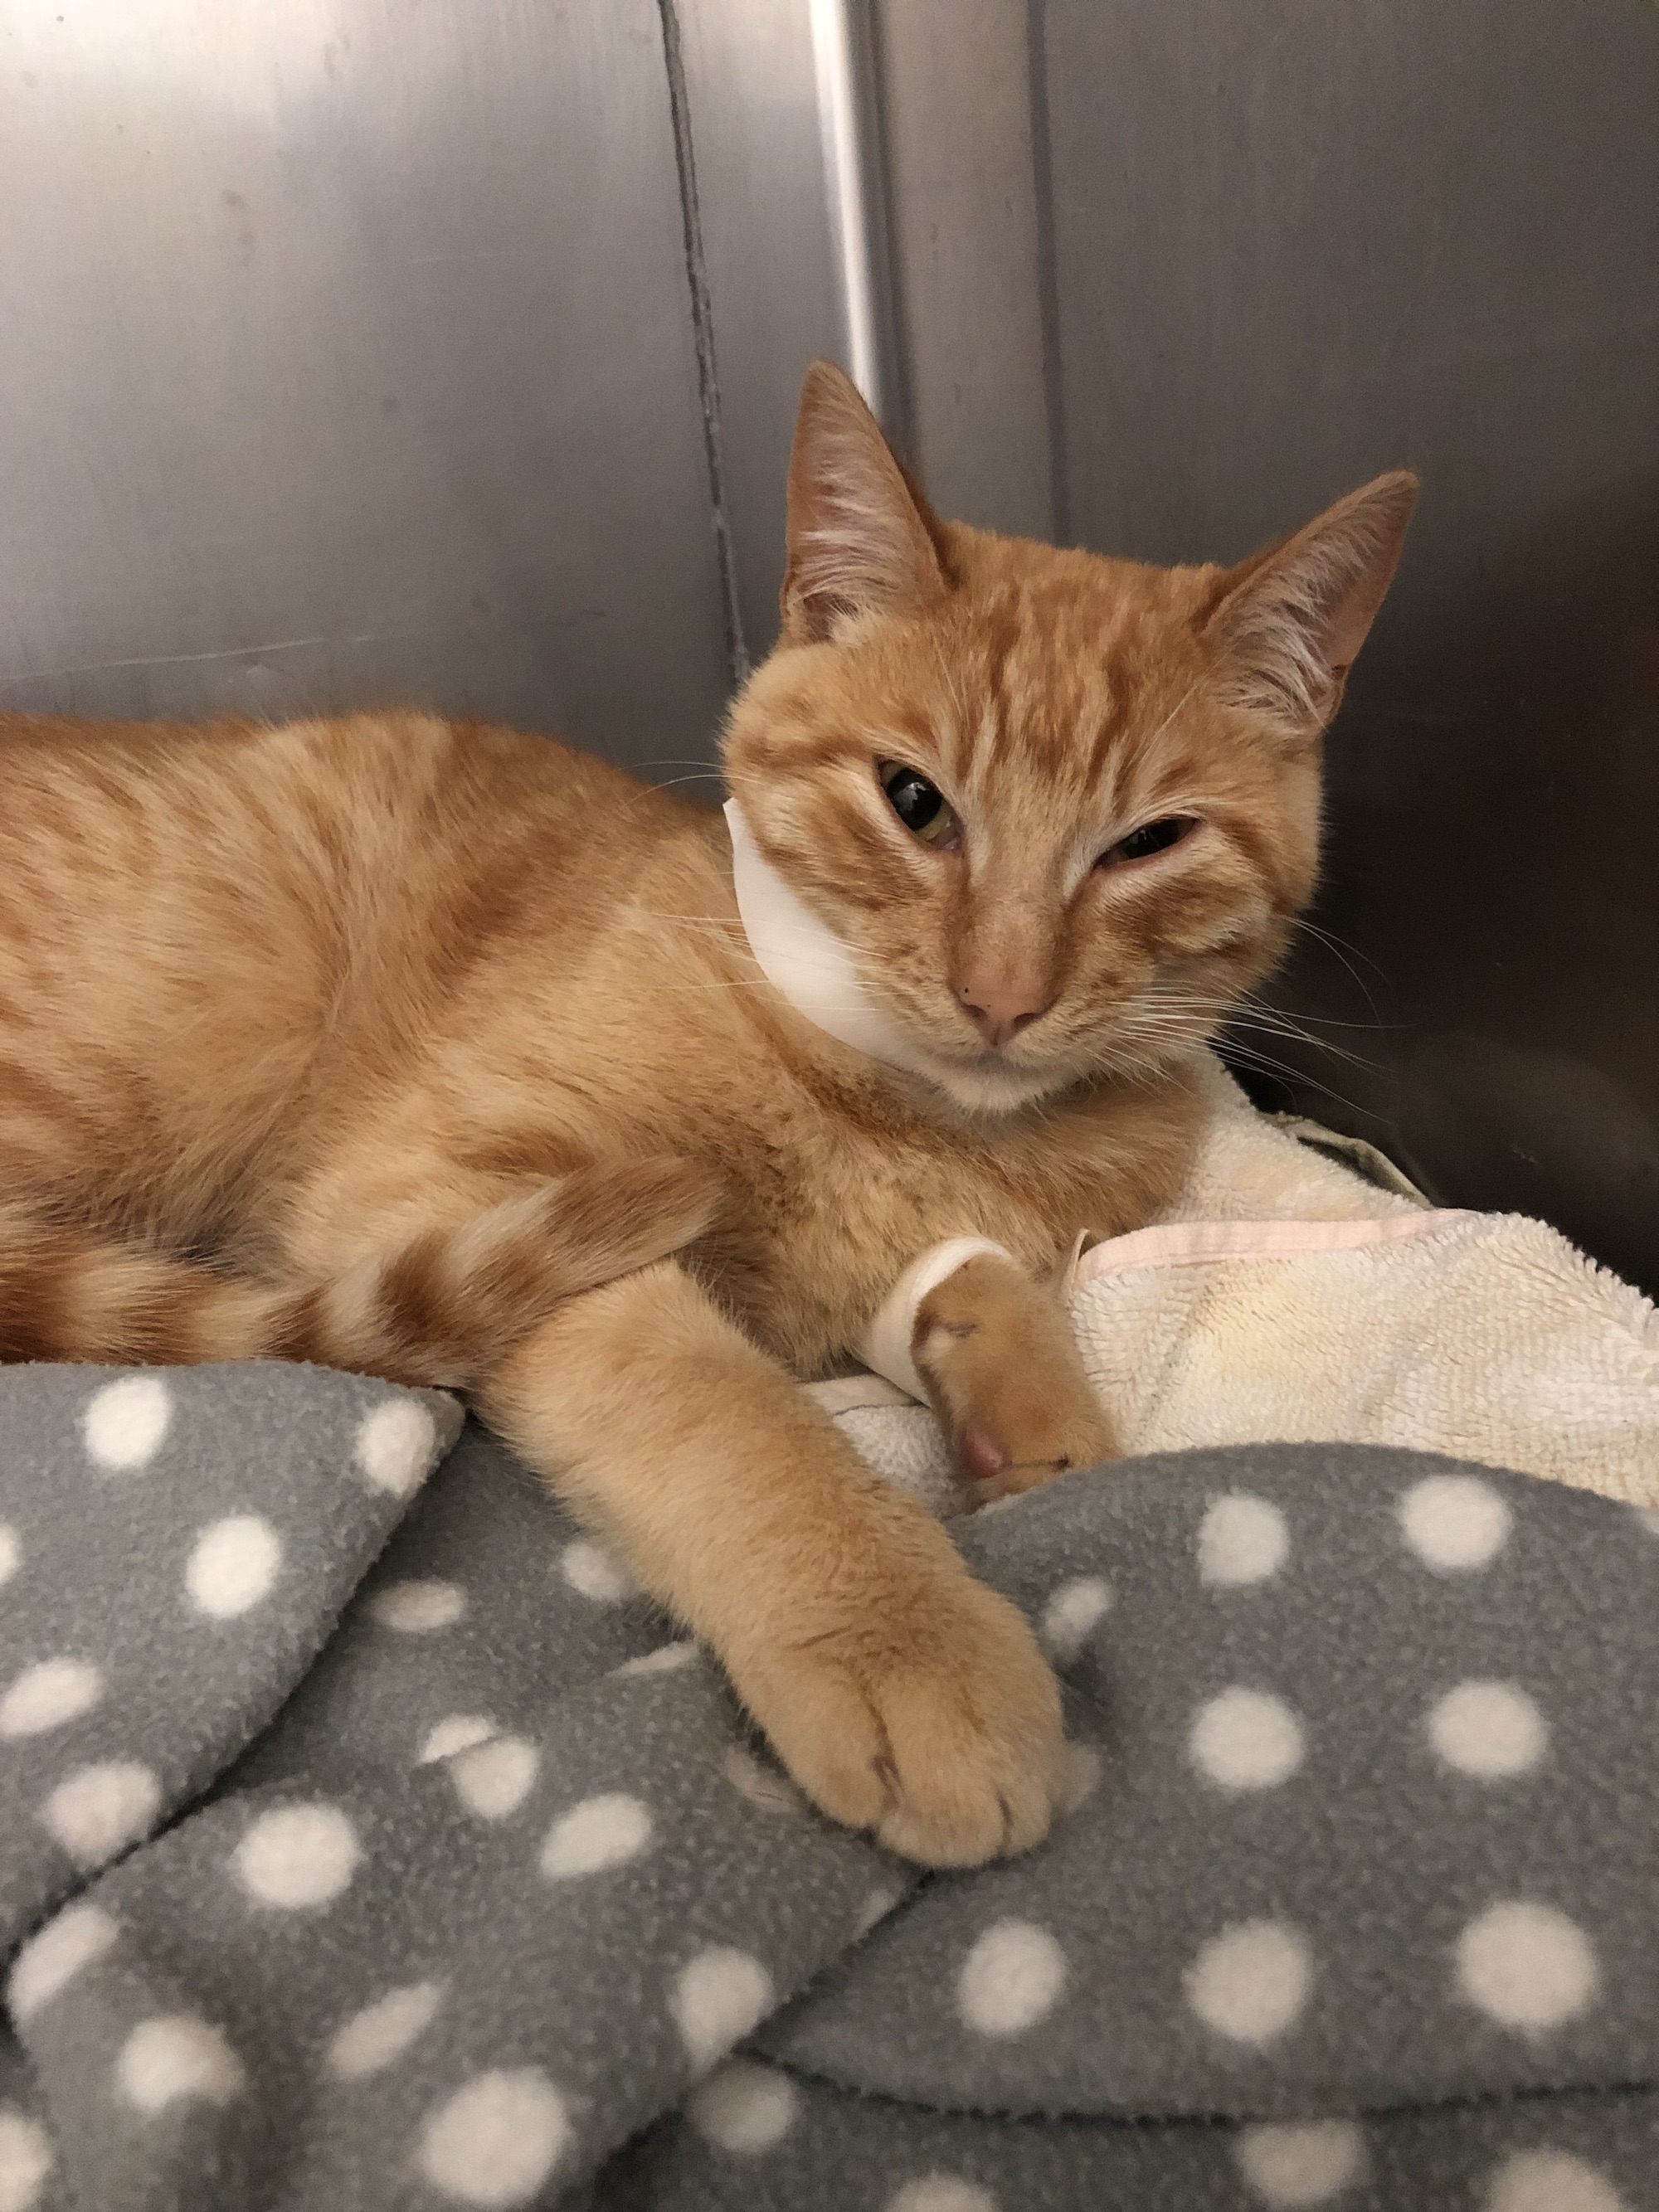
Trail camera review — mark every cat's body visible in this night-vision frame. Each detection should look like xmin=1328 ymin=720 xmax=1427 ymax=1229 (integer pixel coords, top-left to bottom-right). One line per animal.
xmin=0 ymin=365 xmax=1415 ymax=1864
xmin=0 ymin=704 xmax=1194 ymax=1359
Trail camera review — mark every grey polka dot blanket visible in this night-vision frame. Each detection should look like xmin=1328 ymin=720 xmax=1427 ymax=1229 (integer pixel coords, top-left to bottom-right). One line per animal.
xmin=1 ymin=1362 xmax=1655 ymax=2212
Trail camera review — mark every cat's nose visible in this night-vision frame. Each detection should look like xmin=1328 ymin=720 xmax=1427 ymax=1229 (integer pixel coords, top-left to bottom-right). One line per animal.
xmin=956 ymin=979 xmax=1051 ymax=1049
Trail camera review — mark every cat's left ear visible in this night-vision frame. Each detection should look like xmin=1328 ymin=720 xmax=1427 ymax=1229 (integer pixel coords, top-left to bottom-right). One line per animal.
xmin=1204 ymin=470 xmax=1418 ymax=746
xmin=781 ymin=361 xmax=950 ymax=644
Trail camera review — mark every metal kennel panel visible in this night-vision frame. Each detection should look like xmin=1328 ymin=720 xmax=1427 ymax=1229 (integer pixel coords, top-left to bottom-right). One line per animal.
xmin=0 ymin=0 xmax=732 ymax=771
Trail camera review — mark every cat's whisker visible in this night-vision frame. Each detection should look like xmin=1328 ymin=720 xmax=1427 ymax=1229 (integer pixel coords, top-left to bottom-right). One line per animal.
xmin=629 ymin=907 xmax=747 ymax=926
xmin=1208 ymin=1038 xmax=1379 ymax=1123
xmin=1124 ymin=981 xmax=1381 ymax=1074
xmin=655 ymin=982 xmax=883 ymax=1011
xmin=1225 ymin=1011 xmax=1369 ymax=1057
xmin=1233 ymin=984 xmax=1397 ymax=1037
xmin=1138 ymin=678 xmax=1204 ymax=755
xmin=1224 ymin=1006 xmax=1378 ymax=1074
xmin=636 ymin=906 xmax=845 ymax=956
xmin=1293 ymin=916 xmax=1390 ymax=987
xmin=637 ymin=923 xmax=752 ymax=946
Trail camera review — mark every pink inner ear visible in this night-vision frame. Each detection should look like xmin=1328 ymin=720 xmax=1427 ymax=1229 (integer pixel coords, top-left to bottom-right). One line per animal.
xmin=958 ymin=1426 xmax=1010 ymax=1483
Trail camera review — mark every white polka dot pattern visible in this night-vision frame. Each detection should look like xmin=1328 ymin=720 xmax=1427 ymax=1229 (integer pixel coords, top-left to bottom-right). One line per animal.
xmin=417 ymin=1714 xmax=498 ymax=1766
xmin=684 ymin=2059 xmax=799 ymax=2153
xmin=11 ymin=1354 xmax=1659 ymax=2201
xmin=40 ymin=1761 xmax=161 ymax=1869
xmin=1185 ymin=1918 xmax=1312 ymax=2045
xmin=560 ymin=1540 xmax=634 ymax=1603
xmin=614 ymin=1640 xmax=698 ymax=1677
xmin=1190 ymin=1687 xmax=1305 ymax=1791
xmin=957 ymin=1920 xmax=1066 ymax=2037
xmin=1485 ymin=2148 xmax=1626 ymax=2212
xmin=854 ymin=1885 xmax=902 ymax=1939
xmin=887 ymin=2178 xmax=999 ymax=2212
xmin=1428 ymin=1681 xmax=1547 ymax=1778
xmin=117 ymin=2015 xmax=244 ymax=2113
xmin=82 ymin=1375 xmax=173 ymax=1471
xmin=539 ymin=1793 xmax=653 ymax=1879
xmin=1456 ymin=1899 xmax=1598 ymax=2031
xmin=673 ymin=1947 xmax=774 ymax=2073
xmin=328 ymin=1981 xmax=444 ymax=2080
xmin=0 ymin=1657 xmax=103 ymax=1738
xmin=185 ymin=1514 xmax=282 ymax=1619
xmin=234 ymin=1803 xmax=361 ymax=1909
xmin=416 ymin=2069 xmax=568 ymax=2206
xmin=447 ymin=1737 xmax=539 ymax=1821
xmin=368 ymin=1578 xmax=466 ymax=1632
xmin=1198 ymin=1493 xmax=1288 ymax=1587
xmin=1235 ymin=2120 xmax=1366 ymax=2206
xmin=1399 ymin=1474 xmax=1512 ymax=1572
xmin=8 ymin=1903 xmax=118 ymax=2024
xmin=0 ymin=2107 xmax=53 ymax=2211
xmin=354 ymin=1398 xmax=438 ymax=1498
xmin=1039 ymin=1576 xmax=1112 ymax=1663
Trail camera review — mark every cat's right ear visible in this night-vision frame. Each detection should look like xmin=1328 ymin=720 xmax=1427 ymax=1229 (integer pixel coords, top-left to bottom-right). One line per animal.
xmin=781 ymin=362 xmax=949 ymax=644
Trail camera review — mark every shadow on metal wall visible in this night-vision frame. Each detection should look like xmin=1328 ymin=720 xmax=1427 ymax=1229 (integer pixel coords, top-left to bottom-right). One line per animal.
xmin=1257 ymin=469 xmax=1659 ymax=1291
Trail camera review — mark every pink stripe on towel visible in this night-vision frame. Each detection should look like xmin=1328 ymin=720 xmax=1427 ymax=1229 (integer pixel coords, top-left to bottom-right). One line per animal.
xmin=1073 ymin=1209 xmax=1474 ymax=1286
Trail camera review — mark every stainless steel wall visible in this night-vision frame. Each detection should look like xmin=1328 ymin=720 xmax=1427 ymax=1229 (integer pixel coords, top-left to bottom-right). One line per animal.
xmin=0 ymin=0 xmax=732 ymax=772
xmin=2 ymin=0 xmax=1655 ymax=1288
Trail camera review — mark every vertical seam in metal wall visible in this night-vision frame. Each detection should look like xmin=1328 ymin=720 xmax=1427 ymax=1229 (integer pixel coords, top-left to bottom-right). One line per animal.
xmin=656 ymin=0 xmax=751 ymax=688
xmin=1024 ymin=0 xmax=1071 ymax=546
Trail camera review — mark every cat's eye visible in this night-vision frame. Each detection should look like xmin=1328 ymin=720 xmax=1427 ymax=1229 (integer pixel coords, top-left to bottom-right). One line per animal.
xmin=878 ymin=761 xmax=961 ymax=849
xmin=1097 ymin=815 xmax=1197 ymax=869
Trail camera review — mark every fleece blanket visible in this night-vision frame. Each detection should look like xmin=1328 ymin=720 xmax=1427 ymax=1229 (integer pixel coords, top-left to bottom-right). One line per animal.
xmin=829 ymin=1056 xmax=1659 ymax=1519
xmin=2 ymin=1359 xmax=1657 ymax=2212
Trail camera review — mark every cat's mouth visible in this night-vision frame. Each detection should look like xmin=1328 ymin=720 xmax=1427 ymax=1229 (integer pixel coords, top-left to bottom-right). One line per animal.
xmin=922 ymin=994 xmax=1216 ymax=1105
xmin=904 ymin=1032 xmax=1082 ymax=1116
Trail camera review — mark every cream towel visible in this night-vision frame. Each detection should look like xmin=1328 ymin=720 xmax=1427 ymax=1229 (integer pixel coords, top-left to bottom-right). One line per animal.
xmin=812 ymin=1054 xmax=1659 ymax=1513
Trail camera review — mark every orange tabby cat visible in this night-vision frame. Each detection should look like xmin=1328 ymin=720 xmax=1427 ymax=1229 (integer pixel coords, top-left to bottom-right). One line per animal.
xmin=0 ymin=364 xmax=1414 ymax=1864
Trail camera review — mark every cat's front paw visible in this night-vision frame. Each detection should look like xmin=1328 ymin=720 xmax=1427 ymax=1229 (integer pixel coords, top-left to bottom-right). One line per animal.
xmin=730 ymin=1567 xmax=1065 ymax=1867
xmin=912 ymin=1252 xmax=1117 ymax=1500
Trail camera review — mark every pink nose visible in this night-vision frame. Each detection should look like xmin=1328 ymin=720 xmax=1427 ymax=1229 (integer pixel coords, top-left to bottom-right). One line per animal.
xmin=956 ymin=979 xmax=1050 ymax=1049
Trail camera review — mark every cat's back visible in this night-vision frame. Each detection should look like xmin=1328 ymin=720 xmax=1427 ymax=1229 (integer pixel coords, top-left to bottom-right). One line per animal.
xmin=0 ymin=705 xmax=682 ymax=866
xmin=0 ymin=706 xmax=696 ymax=945
xmin=0 ymin=708 xmax=703 ymax=1222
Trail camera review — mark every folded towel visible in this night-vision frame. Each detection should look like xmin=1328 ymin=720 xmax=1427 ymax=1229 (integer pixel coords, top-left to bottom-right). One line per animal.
xmin=815 ymin=1055 xmax=1659 ymax=1513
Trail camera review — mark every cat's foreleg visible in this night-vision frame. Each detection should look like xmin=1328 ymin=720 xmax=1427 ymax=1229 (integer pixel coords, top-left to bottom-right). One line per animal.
xmin=474 ymin=1257 xmax=1065 ymax=1866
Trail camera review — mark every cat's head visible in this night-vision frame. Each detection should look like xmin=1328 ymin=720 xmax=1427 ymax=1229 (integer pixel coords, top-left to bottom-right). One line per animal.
xmin=721 ymin=362 xmax=1415 ymax=1116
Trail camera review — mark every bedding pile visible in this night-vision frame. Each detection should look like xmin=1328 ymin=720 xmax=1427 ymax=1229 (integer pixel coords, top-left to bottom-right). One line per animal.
xmin=1 ymin=1356 xmax=1657 ymax=2210
xmin=833 ymin=1055 xmax=1659 ymax=1515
